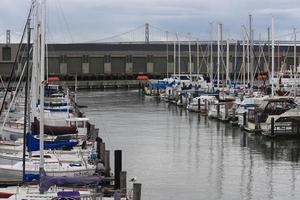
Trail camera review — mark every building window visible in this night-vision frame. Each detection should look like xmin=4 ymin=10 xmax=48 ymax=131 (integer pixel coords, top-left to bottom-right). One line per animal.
xmin=2 ymin=46 xmax=11 ymax=61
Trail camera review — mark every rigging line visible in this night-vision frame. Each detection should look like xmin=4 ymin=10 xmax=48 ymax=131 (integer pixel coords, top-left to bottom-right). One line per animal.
xmin=52 ymin=0 xmax=67 ymax=42
xmin=82 ymin=24 xmax=145 ymax=43
xmin=57 ymin=0 xmax=74 ymax=42
xmin=0 ymin=2 xmax=34 ymax=117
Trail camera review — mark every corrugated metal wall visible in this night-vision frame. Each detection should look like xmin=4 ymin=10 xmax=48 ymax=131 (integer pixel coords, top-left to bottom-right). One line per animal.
xmin=67 ymin=57 xmax=82 ymax=74
xmin=89 ymin=57 xmax=104 ymax=73
xmin=111 ymin=57 xmax=125 ymax=73
xmin=133 ymin=57 xmax=146 ymax=73
xmin=153 ymin=57 xmax=167 ymax=74
xmin=48 ymin=57 xmax=60 ymax=74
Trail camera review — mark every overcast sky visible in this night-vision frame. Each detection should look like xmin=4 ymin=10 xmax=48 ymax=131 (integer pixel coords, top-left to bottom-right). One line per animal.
xmin=0 ymin=0 xmax=299 ymax=43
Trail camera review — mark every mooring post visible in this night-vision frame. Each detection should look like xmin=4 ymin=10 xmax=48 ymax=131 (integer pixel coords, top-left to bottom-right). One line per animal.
xmin=217 ymin=104 xmax=220 ymax=118
xmin=100 ymin=142 xmax=106 ymax=162
xmin=225 ymin=103 xmax=228 ymax=120
xmin=232 ymin=107 xmax=236 ymax=123
xmin=271 ymin=117 xmax=275 ymax=136
xmin=133 ymin=183 xmax=142 ymax=200
xmin=198 ymin=98 xmax=200 ymax=111
xmin=96 ymin=137 xmax=103 ymax=159
xmin=105 ymin=150 xmax=110 ymax=177
xmin=114 ymin=150 xmax=122 ymax=190
xmin=254 ymin=114 xmax=259 ymax=130
xmin=120 ymin=171 xmax=127 ymax=197
xmin=243 ymin=112 xmax=247 ymax=127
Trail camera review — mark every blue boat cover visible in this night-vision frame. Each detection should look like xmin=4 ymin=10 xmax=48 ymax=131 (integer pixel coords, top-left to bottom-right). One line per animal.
xmin=24 ymin=173 xmax=40 ymax=181
xmin=26 ymin=133 xmax=78 ymax=152
xmin=39 ymin=169 xmax=101 ymax=193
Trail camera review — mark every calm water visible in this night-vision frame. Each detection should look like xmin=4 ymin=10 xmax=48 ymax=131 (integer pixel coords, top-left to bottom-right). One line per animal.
xmin=79 ymin=89 xmax=300 ymax=200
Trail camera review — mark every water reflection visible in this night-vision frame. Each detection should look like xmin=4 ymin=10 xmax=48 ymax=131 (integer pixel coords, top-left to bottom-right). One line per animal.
xmin=78 ymin=89 xmax=300 ymax=200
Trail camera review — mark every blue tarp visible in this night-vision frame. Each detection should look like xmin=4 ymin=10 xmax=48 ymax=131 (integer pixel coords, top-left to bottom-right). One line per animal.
xmin=24 ymin=173 xmax=40 ymax=181
xmin=26 ymin=133 xmax=78 ymax=152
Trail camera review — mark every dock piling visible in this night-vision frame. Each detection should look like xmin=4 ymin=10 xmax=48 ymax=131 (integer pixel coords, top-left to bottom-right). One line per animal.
xmin=217 ymin=104 xmax=220 ymax=118
xmin=100 ymin=142 xmax=106 ymax=162
xmin=114 ymin=150 xmax=122 ymax=190
xmin=243 ymin=112 xmax=247 ymax=127
xmin=105 ymin=150 xmax=110 ymax=177
xmin=271 ymin=117 xmax=275 ymax=136
xmin=120 ymin=171 xmax=127 ymax=197
xmin=205 ymin=99 xmax=208 ymax=112
xmin=133 ymin=183 xmax=142 ymax=200
xmin=198 ymin=98 xmax=200 ymax=111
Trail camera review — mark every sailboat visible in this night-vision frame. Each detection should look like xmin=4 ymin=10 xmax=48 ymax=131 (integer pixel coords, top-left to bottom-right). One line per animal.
xmin=0 ymin=2 xmax=104 ymax=199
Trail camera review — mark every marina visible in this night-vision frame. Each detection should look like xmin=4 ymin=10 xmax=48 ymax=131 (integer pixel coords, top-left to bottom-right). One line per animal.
xmin=1 ymin=0 xmax=300 ymax=199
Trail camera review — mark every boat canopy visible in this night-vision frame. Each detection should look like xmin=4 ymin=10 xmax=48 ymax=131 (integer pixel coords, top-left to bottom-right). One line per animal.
xmin=32 ymin=117 xmax=78 ymax=136
xmin=39 ymin=169 xmax=101 ymax=193
xmin=26 ymin=133 xmax=78 ymax=152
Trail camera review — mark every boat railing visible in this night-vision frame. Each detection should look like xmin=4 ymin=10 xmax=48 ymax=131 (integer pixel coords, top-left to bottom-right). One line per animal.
xmin=5 ymin=121 xmax=24 ymax=129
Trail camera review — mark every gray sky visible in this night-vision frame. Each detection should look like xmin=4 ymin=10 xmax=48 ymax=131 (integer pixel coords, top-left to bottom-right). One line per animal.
xmin=0 ymin=0 xmax=299 ymax=43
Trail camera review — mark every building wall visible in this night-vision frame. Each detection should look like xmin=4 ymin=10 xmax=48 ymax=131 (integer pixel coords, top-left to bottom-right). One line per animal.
xmin=153 ymin=57 xmax=167 ymax=74
xmin=0 ymin=43 xmax=299 ymax=78
xmin=132 ymin=57 xmax=146 ymax=73
xmin=111 ymin=57 xmax=126 ymax=74
xmin=89 ymin=57 xmax=104 ymax=73
xmin=67 ymin=57 xmax=82 ymax=74
xmin=48 ymin=57 xmax=60 ymax=74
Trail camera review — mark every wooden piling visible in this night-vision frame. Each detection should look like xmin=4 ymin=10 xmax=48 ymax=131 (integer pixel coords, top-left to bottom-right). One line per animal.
xmin=198 ymin=98 xmax=200 ymax=111
xmin=105 ymin=150 xmax=110 ymax=177
xmin=133 ymin=183 xmax=142 ymax=200
xmin=232 ymin=107 xmax=236 ymax=122
xmin=205 ymin=99 xmax=208 ymax=112
xmin=217 ymin=104 xmax=220 ymax=118
xmin=243 ymin=112 xmax=247 ymax=127
xmin=96 ymin=137 xmax=103 ymax=159
xmin=271 ymin=117 xmax=275 ymax=136
xmin=224 ymin=104 xmax=228 ymax=120
xmin=99 ymin=142 xmax=106 ymax=162
xmin=120 ymin=171 xmax=127 ymax=197
xmin=114 ymin=150 xmax=122 ymax=190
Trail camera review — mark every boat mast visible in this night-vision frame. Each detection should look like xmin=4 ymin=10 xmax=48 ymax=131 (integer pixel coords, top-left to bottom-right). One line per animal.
xmin=210 ymin=22 xmax=213 ymax=90
xmin=178 ymin=37 xmax=181 ymax=81
xmin=242 ymin=34 xmax=245 ymax=88
xmin=166 ymin=31 xmax=169 ymax=78
xmin=249 ymin=14 xmax=254 ymax=90
xmin=294 ymin=28 xmax=296 ymax=97
xmin=39 ymin=0 xmax=46 ymax=189
xmin=197 ymin=40 xmax=199 ymax=75
xmin=23 ymin=14 xmax=31 ymax=184
xmin=173 ymin=41 xmax=176 ymax=78
xmin=188 ymin=34 xmax=192 ymax=81
xmin=226 ymin=39 xmax=230 ymax=87
xmin=271 ymin=17 xmax=275 ymax=97
xmin=217 ymin=23 xmax=220 ymax=89
xmin=31 ymin=1 xmax=39 ymax=124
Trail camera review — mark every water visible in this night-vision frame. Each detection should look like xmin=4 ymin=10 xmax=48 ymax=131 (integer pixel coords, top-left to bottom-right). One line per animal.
xmin=79 ymin=89 xmax=300 ymax=200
